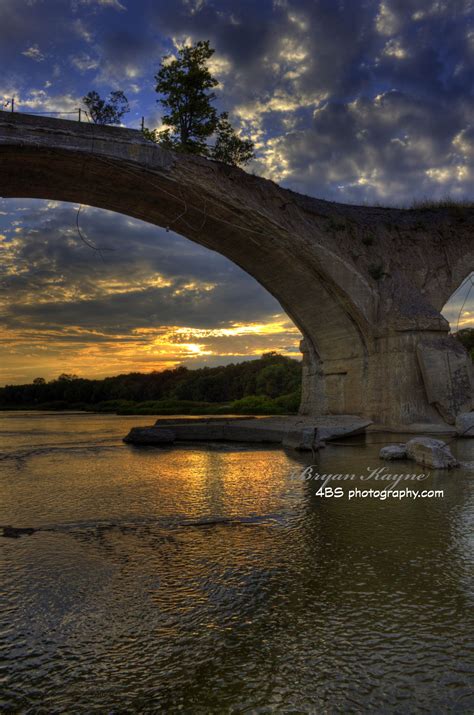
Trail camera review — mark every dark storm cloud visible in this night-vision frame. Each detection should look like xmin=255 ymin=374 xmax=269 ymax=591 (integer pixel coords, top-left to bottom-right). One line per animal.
xmin=0 ymin=202 xmax=282 ymax=333
xmin=5 ymin=281 xmax=279 ymax=332
xmin=273 ymin=89 xmax=472 ymax=202
xmin=2 ymin=0 xmax=473 ymax=202
xmin=1 ymin=1 xmax=473 ymax=381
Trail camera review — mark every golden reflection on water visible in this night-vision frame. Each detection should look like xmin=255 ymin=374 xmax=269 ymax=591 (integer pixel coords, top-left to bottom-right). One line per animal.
xmin=1 ymin=413 xmax=473 ymax=713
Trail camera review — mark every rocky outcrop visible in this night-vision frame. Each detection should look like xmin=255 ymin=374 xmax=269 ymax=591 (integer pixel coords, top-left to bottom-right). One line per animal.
xmin=405 ymin=437 xmax=459 ymax=469
xmin=1 ymin=525 xmax=37 ymax=538
xmin=123 ymin=427 xmax=176 ymax=445
xmin=379 ymin=444 xmax=407 ymax=460
xmin=156 ymin=415 xmax=371 ymax=447
xmin=282 ymin=427 xmax=326 ymax=451
xmin=124 ymin=415 xmax=371 ymax=449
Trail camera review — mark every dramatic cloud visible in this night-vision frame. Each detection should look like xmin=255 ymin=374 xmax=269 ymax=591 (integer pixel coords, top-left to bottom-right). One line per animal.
xmin=2 ymin=0 xmax=473 ymax=200
xmin=0 ymin=201 xmax=299 ymax=382
xmin=0 ymin=0 xmax=473 ymax=382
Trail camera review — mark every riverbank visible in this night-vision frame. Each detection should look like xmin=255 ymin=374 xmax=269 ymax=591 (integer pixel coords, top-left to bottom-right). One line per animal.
xmin=0 ymin=394 xmax=300 ymax=416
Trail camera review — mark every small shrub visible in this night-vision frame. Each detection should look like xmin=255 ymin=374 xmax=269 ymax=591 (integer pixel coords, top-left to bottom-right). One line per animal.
xmin=228 ymin=395 xmax=281 ymax=415
xmin=273 ymin=390 xmax=301 ymax=413
xmin=410 ymin=197 xmax=474 ymax=210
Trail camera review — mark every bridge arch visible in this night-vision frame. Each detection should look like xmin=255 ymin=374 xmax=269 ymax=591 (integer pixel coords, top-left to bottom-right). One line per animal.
xmin=1 ymin=111 xmax=472 ymax=426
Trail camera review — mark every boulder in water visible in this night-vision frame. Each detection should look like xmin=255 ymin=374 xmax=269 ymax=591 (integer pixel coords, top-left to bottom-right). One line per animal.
xmin=2 ymin=525 xmax=36 ymax=538
xmin=406 ymin=437 xmax=458 ymax=469
xmin=379 ymin=444 xmax=407 ymax=460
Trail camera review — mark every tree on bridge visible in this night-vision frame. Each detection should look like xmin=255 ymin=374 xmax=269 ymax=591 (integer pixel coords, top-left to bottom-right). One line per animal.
xmin=83 ymin=90 xmax=130 ymax=125
xmin=150 ymin=40 xmax=254 ymax=166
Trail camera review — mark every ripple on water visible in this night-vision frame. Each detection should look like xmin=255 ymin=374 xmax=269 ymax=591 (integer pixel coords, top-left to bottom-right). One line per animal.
xmin=0 ymin=412 xmax=473 ymax=713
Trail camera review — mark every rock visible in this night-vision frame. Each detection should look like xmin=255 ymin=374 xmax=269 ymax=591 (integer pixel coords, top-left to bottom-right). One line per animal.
xmin=282 ymin=427 xmax=326 ymax=451
xmin=455 ymin=412 xmax=474 ymax=437
xmin=155 ymin=416 xmax=256 ymax=425
xmin=379 ymin=444 xmax=407 ymax=460
xmin=123 ymin=427 xmax=175 ymax=445
xmin=2 ymin=525 xmax=36 ymax=538
xmin=149 ymin=416 xmax=371 ymax=447
xmin=406 ymin=437 xmax=459 ymax=469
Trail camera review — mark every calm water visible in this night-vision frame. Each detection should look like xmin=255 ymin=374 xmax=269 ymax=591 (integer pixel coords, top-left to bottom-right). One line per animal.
xmin=1 ymin=412 xmax=473 ymax=714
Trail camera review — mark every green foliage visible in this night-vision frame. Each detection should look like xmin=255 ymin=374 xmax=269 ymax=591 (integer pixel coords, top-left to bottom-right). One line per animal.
xmin=83 ymin=90 xmax=129 ymax=125
xmin=228 ymin=395 xmax=281 ymax=415
xmin=228 ymin=389 xmax=301 ymax=415
xmin=0 ymin=353 xmax=302 ymax=414
xmin=142 ymin=127 xmax=159 ymax=143
xmin=212 ymin=112 xmax=255 ymax=166
xmin=256 ymin=363 xmax=300 ymax=398
xmin=117 ymin=400 xmax=226 ymax=415
xmin=154 ymin=40 xmax=218 ymax=155
xmin=152 ymin=40 xmax=254 ymax=166
xmin=273 ymin=390 xmax=302 ymax=413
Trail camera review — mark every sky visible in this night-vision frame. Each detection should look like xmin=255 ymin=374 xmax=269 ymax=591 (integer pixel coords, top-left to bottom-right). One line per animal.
xmin=0 ymin=0 xmax=473 ymax=384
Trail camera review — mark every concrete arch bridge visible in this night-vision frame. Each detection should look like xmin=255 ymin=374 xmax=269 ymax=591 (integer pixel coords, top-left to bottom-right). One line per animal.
xmin=0 ymin=111 xmax=472 ymax=428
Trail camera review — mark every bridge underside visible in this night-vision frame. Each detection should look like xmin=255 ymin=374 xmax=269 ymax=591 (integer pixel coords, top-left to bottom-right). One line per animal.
xmin=0 ymin=111 xmax=472 ymax=427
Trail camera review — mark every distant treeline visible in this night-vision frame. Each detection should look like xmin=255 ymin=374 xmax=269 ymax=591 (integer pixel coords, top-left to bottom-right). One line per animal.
xmin=0 ymin=352 xmax=302 ymax=415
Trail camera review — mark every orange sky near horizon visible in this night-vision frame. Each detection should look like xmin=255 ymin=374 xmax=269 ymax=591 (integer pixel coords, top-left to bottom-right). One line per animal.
xmin=0 ymin=316 xmax=302 ymax=385
xmin=0 ymin=199 xmax=305 ymax=385
xmin=0 ymin=200 xmax=472 ymax=386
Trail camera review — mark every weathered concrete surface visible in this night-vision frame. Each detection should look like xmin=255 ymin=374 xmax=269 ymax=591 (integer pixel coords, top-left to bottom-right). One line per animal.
xmin=368 ymin=423 xmax=457 ymax=434
xmin=149 ymin=415 xmax=372 ymax=447
xmin=1 ymin=111 xmax=473 ymax=428
xmin=417 ymin=338 xmax=473 ymax=424
xmin=282 ymin=427 xmax=326 ymax=451
xmin=123 ymin=426 xmax=175 ymax=445
xmin=455 ymin=412 xmax=474 ymax=437
xmin=406 ymin=437 xmax=459 ymax=469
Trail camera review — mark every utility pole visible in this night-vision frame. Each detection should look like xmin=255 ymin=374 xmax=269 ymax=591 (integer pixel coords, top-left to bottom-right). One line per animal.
xmin=78 ymin=107 xmax=82 ymax=122
xmin=11 ymin=97 xmax=14 ymax=112
xmin=141 ymin=116 xmax=145 ymax=131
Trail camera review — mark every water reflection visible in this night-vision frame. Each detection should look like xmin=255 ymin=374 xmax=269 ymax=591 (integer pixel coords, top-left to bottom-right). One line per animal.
xmin=1 ymin=413 xmax=473 ymax=712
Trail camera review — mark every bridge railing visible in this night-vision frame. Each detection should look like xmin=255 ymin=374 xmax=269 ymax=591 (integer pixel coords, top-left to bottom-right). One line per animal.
xmin=2 ymin=99 xmax=145 ymax=129
xmin=3 ymin=98 xmax=84 ymax=121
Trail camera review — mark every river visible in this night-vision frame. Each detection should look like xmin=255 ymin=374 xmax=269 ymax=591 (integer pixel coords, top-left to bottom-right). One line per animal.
xmin=1 ymin=411 xmax=473 ymax=713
